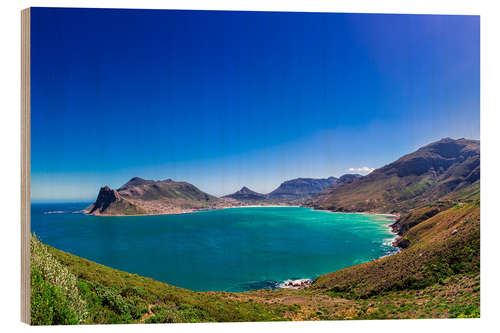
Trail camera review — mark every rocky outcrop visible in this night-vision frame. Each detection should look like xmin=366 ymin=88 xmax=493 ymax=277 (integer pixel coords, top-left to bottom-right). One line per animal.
xmin=392 ymin=236 xmax=410 ymax=249
xmin=86 ymin=178 xmax=218 ymax=216
xmin=86 ymin=186 xmax=122 ymax=214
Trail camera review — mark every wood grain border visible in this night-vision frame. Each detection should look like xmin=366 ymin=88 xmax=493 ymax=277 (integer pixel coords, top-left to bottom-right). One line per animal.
xmin=21 ymin=7 xmax=31 ymax=325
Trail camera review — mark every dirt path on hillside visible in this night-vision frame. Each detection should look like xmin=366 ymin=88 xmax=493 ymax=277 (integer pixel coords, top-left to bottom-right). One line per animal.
xmin=139 ymin=304 xmax=154 ymax=323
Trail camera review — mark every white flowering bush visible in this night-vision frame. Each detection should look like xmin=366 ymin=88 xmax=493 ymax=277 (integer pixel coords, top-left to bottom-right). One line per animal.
xmin=31 ymin=234 xmax=87 ymax=324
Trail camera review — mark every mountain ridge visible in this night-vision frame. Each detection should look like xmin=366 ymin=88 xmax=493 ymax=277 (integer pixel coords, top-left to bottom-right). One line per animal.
xmin=266 ymin=174 xmax=363 ymax=201
xmin=311 ymin=138 xmax=479 ymax=214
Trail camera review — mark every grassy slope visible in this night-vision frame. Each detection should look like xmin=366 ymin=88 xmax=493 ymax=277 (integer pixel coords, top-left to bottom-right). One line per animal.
xmin=31 ymin=201 xmax=479 ymax=324
xmin=229 ymin=273 xmax=479 ymax=320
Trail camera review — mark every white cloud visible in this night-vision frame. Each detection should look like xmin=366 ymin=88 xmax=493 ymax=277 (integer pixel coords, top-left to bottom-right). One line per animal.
xmin=348 ymin=166 xmax=375 ymax=173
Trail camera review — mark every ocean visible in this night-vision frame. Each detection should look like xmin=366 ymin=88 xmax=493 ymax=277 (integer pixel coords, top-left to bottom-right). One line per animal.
xmin=31 ymin=203 xmax=397 ymax=292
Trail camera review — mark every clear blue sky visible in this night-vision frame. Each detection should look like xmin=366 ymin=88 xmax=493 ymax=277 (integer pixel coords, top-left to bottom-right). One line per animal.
xmin=30 ymin=8 xmax=479 ymax=202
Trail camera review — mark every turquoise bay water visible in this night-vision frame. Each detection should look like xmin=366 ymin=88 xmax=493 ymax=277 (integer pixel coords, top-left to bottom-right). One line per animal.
xmin=31 ymin=203 xmax=397 ymax=292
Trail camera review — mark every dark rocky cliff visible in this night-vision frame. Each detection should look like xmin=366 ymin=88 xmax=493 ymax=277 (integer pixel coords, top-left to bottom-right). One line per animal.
xmin=86 ymin=186 xmax=122 ymax=214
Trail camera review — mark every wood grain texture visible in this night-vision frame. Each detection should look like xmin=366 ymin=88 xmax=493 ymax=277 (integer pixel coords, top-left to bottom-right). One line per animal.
xmin=21 ymin=7 xmax=31 ymax=325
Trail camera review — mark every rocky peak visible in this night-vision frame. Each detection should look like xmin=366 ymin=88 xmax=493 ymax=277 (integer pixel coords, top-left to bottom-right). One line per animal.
xmin=98 ymin=185 xmax=120 ymax=199
xmin=119 ymin=177 xmax=156 ymax=191
xmin=126 ymin=177 xmax=148 ymax=185
xmin=223 ymin=186 xmax=267 ymax=201
xmin=87 ymin=186 xmax=122 ymax=214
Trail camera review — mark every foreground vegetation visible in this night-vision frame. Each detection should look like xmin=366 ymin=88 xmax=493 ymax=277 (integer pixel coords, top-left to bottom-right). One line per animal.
xmin=30 ymin=200 xmax=479 ymax=324
xmin=31 ymin=234 xmax=285 ymax=324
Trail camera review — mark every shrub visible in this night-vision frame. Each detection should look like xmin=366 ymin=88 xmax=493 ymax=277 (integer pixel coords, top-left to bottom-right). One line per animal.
xmin=30 ymin=234 xmax=87 ymax=324
xmin=31 ymin=266 xmax=80 ymax=325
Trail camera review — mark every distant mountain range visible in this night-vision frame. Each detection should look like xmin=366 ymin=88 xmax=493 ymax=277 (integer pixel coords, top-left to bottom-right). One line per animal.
xmin=222 ymin=175 xmax=362 ymax=202
xmin=267 ymin=177 xmax=339 ymax=201
xmin=86 ymin=173 xmax=363 ymax=215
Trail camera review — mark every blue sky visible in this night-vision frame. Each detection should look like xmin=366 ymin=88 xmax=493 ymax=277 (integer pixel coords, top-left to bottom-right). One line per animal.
xmin=30 ymin=8 xmax=479 ymax=201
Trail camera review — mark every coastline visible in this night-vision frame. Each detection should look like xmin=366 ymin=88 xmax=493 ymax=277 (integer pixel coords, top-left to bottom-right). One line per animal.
xmin=374 ymin=214 xmax=402 ymax=255
xmin=310 ymin=207 xmax=399 ymax=219
xmin=310 ymin=209 xmax=401 ymax=254
xmin=83 ymin=204 xmax=302 ymax=217
xmin=384 ymin=221 xmax=402 ymax=254
xmin=223 ymin=204 xmax=301 ymax=209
